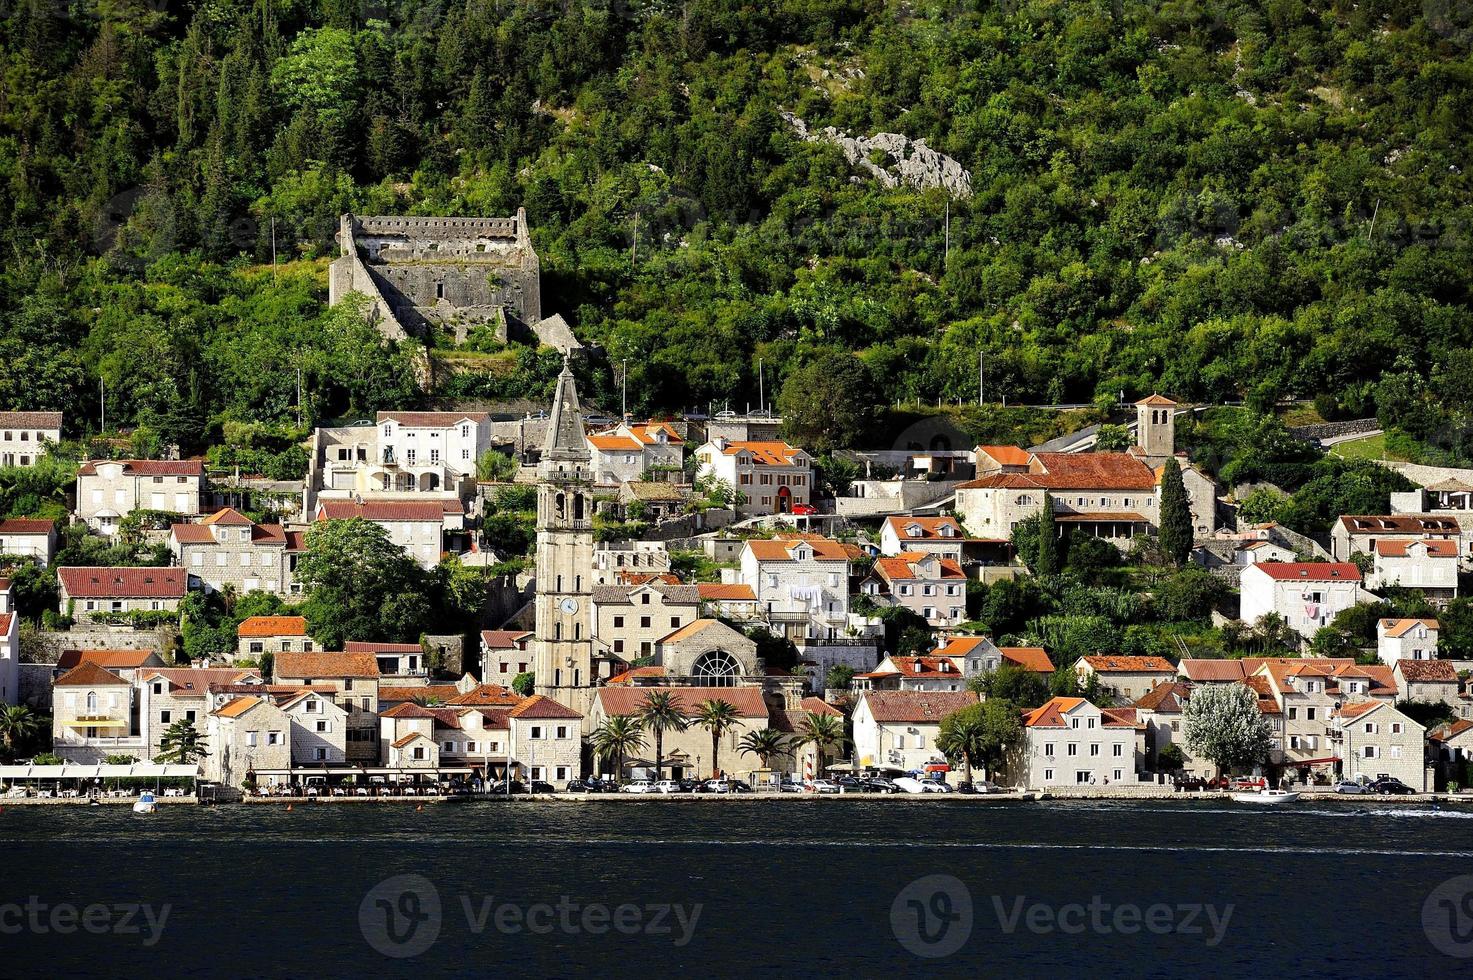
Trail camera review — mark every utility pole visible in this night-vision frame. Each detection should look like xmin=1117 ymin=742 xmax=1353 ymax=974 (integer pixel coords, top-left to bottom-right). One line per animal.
xmin=100 ymin=377 xmax=106 ymax=434
xmin=271 ymin=215 xmax=277 ymax=282
xmin=296 ymin=366 xmax=303 ymax=429
xmin=758 ymin=358 xmax=764 ymax=415
xmin=978 ymin=349 xmax=985 ymax=407
xmin=630 ymin=216 xmax=638 ymax=273
xmin=621 ymin=358 xmax=627 ymax=419
xmin=944 ymin=199 xmax=951 ymax=270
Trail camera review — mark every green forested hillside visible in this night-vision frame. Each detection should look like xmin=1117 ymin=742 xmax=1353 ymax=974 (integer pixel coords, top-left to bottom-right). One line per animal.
xmin=2 ymin=0 xmax=1472 ymax=450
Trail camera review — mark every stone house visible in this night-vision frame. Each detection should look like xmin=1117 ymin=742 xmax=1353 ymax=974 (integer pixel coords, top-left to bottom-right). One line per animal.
xmin=508 ymin=694 xmax=583 ymax=784
xmin=281 ymin=689 xmax=350 ymax=766
xmin=1331 ymin=701 xmax=1427 ymax=789
xmin=314 ymin=498 xmax=463 ymax=569
xmin=693 ymin=438 xmax=813 ymax=517
xmin=1393 ymin=658 xmax=1460 ymax=706
xmin=1332 ymin=515 xmax=1463 ymax=564
xmin=171 ymin=508 xmax=305 ymax=598
xmin=1377 ymin=618 xmax=1439 ymax=665
xmin=55 ymin=649 xmax=166 ymax=685
xmin=1008 ymin=697 xmax=1141 ymax=789
xmin=1367 ymin=538 xmax=1459 ymax=600
xmin=480 ymin=629 xmax=534 ymax=683
xmin=1238 ymin=562 xmax=1365 ymax=640
xmin=138 ymin=667 xmax=263 ymax=760
xmin=954 ymin=452 xmax=1160 ymax=547
xmin=861 ymin=551 xmax=967 ymax=626
xmin=237 ymin=616 xmax=316 ymax=660
xmin=0 ymin=411 xmax=62 ymax=467
xmin=587 ymin=686 xmax=771 ymax=780
xmin=591 ymin=540 xmax=671 ymax=585
xmin=617 ymin=481 xmax=688 ymax=521
xmin=739 ymin=536 xmax=853 ymax=642
xmin=273 ymin=652 xmax=382 ymax=763
xmin=76 ymin=459 xmax=205 ymax=534
xmin=1132 ymin=681 xmax=1206 ymax=775
xmin=1252 ymin=660 xmax=1397 ymax=774
xmin=1075 ymin=655 xmax=1178 ymax=703
xmin=343 ymin=640 xmax=430 ymax=685
xmin=591 ymin=582 xmax=701 ymax=662
xmin=853 ymin=655 xmax=969 ymax=693
xmin=51 ymin=662 xmax=139 ymax=762
xmin=879 ymin=516 xmax=968 ymax=561
xmin=206 ymin=695 xmax=293 ymax=788
xmin=588 ymin=421 xmax=684 ymax=485
xmin=57 ymin=566 xmax=188 ymax=623
xmin=929 ymin=635 xmax=1054 ymax=680
xmin=651 ymin=619 xmax=761 ymax=685
xmin=851 ymin=690 xmax=979 ymax=775
xmin=0 ymin=518 xmax=57 ymax=566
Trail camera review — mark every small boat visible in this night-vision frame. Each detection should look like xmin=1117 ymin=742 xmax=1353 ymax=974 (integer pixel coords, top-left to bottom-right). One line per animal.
xmin=133 ymin=791 xmax=157 ymax=814
xmin=1231 ymin=789 xmax=1299 ymax=805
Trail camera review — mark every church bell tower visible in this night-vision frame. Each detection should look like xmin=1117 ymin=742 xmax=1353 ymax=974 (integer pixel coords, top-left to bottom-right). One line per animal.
xmin=533 ymin=356 xmax=595 ymax=710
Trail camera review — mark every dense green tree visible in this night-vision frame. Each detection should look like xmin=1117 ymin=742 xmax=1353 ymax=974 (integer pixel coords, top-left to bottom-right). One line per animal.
xmin=1158 ymin=458 xmax=1192 ymax=567
xmin=1036 ymin=495 xmax=1059 ymax=577
xmin=777 ymin=351 xmax=874 ymax=453
xmin=936 ymin=700 xmax=1022 ymax=784
xmin=1183 ymin=685 xmax=1274 ymax=779
xmin=294 ymin=518 xmax=431 ymax=648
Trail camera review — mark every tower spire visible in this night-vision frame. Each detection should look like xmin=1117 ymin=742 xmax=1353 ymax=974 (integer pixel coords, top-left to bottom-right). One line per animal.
xmin=540 ymin=353 xmax=590 ymax=477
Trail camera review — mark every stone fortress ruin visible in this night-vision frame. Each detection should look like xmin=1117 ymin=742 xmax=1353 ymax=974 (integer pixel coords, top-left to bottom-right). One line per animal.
xmin=329 ymin=209 xmax=578 ymax=352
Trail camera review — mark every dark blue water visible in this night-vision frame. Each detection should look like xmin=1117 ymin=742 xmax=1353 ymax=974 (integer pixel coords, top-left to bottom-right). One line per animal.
xmin=3 ymin=797 xmax=1471 ymax=976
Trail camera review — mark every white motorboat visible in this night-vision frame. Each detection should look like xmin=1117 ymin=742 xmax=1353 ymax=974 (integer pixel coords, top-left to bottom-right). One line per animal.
xmin=1230 ymin=789 xmax=1299 ymax=804
xmin=132 ymin=791 xmax=157 ymax=814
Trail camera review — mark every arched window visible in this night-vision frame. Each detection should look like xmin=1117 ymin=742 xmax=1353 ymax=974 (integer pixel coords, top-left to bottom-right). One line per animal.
xmin=86 ymin=691 xmax=98 ymax=712
xmin=691 ymin=650 xmax=742 ymax=686
xmin=556 ymin=493 xmax=566 ymax=519
xmin=574 ymin=493 xmax=585 ymax=520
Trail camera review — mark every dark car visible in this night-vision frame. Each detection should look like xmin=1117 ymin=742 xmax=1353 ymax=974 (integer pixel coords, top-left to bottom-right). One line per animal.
xmin=565 ymin=779 xmax=592 ymax=793
xmin=488 ymin=780 xmax=528 ymax=795
xmin=726 ymin=779 xmax=753 ymax=794
xmin=1369 ymin=777 xmax=1415 ymax=795
xmin=834 ymin=776 xmax=870 ymax=793
xmin=528 ymin=780 xmax=556 ymax=794
xmin=1174 ymin=775 xmax=1208 ymax=791
xmin=678 ymin=779 xmax=701 ymax=793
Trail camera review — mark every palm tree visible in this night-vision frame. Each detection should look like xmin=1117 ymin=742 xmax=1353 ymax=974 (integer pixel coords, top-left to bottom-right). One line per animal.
xmin=0 ymin=705 xmax=38 ymax=759
xmin=692 ymin=698 xmax=739 ymax=778
xmin=635 ymin=691 xmax=688 ymax=781
xmin=792 ymin=711 xmax=846 ymax=778
xmin=737 ymin=727 xmax=789 ymax=769
xmin=935 ymin=709 xmax=987 ymax=785
xmin=589 ymin=714 xmax=646 ymax=780
xmin=157 ymin=720 xmax=209 ymax=765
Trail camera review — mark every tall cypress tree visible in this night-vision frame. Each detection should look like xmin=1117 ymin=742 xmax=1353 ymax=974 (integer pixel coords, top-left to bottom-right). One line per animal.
xmin=1159 ymin=457 xmax=1193 ymax=567
xmin=1036 ymin=493 xmax=1059 ymax=577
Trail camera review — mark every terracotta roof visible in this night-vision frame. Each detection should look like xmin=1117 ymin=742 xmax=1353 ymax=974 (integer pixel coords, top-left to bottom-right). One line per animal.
xmin=1034 ymin=452 xmax=1158 ymax=490
xmin=316 ymin=500 xmax=459 ymax=522
xmin=274 ymin=652 xmax=380 ymax=679
xmin=874 ymin=553 xmax=965 ymax=582
xmin=976 ymin=445 xmax=1033 ymax=466
xmin=717 ymin=440 xmax=804 ymax=465
xmin=595 ymin=686 xmax=769 ymax=719
xmin=656 ymin=619 xmax=726 ymax=645
xmin=697 ymin=583 xmax=756 ymax=602
xmin=1395 ymin=659 xmax=1458 ymax=683
xmin=800 ymin=696 xmax=842 ymax=717
xmin=1135 ymin=681 xmax=1191 ymax=712
xmin=169 ymin=524 xmax=215 ymax=544
xmin=1135 ymin=394 xmax=1177 ymax=406
xmin=1380 ymin=618 xmax=1439 ymax=637
xmin=446 ymin=684 xmax=522 ymax=706
xmin=1431 ymin=719 xmax=1473 ymax=743
xmin=0 ymin=518 xmax=54 ymax=534
xmin=480 ymin=630 xmax=533 ymax=649
xmin=0 ymin=411 xmax=62 ymax=428
xmin=1022 ymin=696 xmax=1088 ymax=727
xmin=628 ymin=422 xmax=682 ymax=446
xmin=54 ymin=662 xmax=130 ymax=686
xmin=1335 ymin=701 xmax=1384 ymax=721
xmin=1247 ymin=562 xmax=1361 ymax=582
xmin=1339 ymin=515 xmax=1460 ymax=534
xmin=284 ymin=530 xmax=307 ymax=550
xmin=1100 ymin=707 xmax=1143 ymax=728
xmin=884 ymin=516 xmax=966 ymax=541
xmin=145 ymin=668 xmax=258 ymax=694
xmin=1000 ymin=647 xmax=1055 ymax=673
xmin=345 ymin=640 xmax=422 ymax=655
xmin=509 ymin=694 xmax=582 ymax=720
xmin=200 ymin=508 xmax=252 ymax=526
xmin=1373 ymin=538 xmax=1458 ymax=558
xmin=77 ymin=459 xmax=204 ymax=477
xmin=238 ymin=616 xmax=308 ymax=638
xmin=874 ymin=656 xmax=966 ymax=677
xmin=378 ymin=684 xmax=462 ymax=705
xmin=616 ymin=571 xmax=683 ymax=586
xmin=606 ymin=666 xmax=668 ymax=685
xmin=58 ymin=566 xmax=186 ymax=598
xmin=860 ymin=690 xmax=978 ymax=723
xmin=214 ymin=696 xmax=266 ymax=719
xmin=745 ymin=537 xmax=850 ymax=562
xmin=589 ymin=434 xmax=643 ymax=451
xmin=933 ymin=636 xmax=989 ymax=658
xmin=57 ymin=649 xmax=160 ymax=671
xmin=377 ymin=411 xmax=490 ymax=426
xmin=1081 ymin=655 xmax=1175 ymax=673
xmin=392 ymin=731 xmax=432 ymax=748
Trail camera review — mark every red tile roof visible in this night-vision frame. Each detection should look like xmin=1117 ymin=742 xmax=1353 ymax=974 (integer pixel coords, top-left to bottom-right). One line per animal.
xmin=1395 ymin=659 xmax=1458 ymax=683
xmin=316 ymin=500 xmax=460 ymax=522
xmin=1000 ymin=647 xmax=1055 ymax=673
xmin=238 ymin=616 xmax=308 ymax=638
xmin=1373 ymin=538 xmax=1458 ymax=558
xmin=1248 ymin=562 xmax=1361 ymax=582
xmin=884 ymin=516 xmax=966 ymax=541
xmin=718 ymin=441 xmax=804 ymax=465
xmin=1081 ymin=655 xmax=1175 ymax=673
xmin=976 ymin=445 xmax=1034 ymax=466
xmin=745 ymin=537 xmax=850 ymax=562
xmin=874 ymin=553 xmax=965 ymax=582
xmin=1134 ymin=681 xmax=1191 ymax=712
xmin=933 ymin=636 xmax=989 ymax=658
xmin=57 ymin=649 xmax=160 ymax=671
xmin=628 ymin=422 xmax=682 ymax=446
xmin=1135 ymin=394 xmax=1177 ymax=406
xmin=55 ymin=662 xmax=130 ymax=686
xmin=77 ymin=459 xmax=204 ymax=477
xmin=1380 ymin=618 xmax=1439 ymax=637
xmin=146 ymin=667 xmax=259 ymax=694
xmin=274 ymin=652 xmax=380 ymax=679
xmin=446 ymin=684 xmax=523 ymax=706
xmin=1339 ymin=515 xmax=1460 ymax=534
xmin=606 ymin=666 xmax=668 ymax=685
xmin=1022 ymin=696 xmax=1087 ymax=727
xmin=697 ymin=583 xmax=757 ymax=602
xmin=201 ymin=508 xmax=252 ymax=526
xmin=509 ymin=694 xmax=582 ymax=720
xmin=377 ymin=411 xmax=490 ymax=426
xmin=58 ymin=566 xmax=187 ymax=598
xmin=480 ymin=629 xmax=533 ymax=649
xmin=595 ymin=686 xmax=769 ymax=719
xmin=0 ymin=518 xmax=54 ymax=534
xmin=589 ymin=434 xmax=643 ymax=451
xmin=345 ymin=640 xmax=422 ymax=654
xmin=860 ymin=690 xmax=978 ymax=723
xmin=960 ymin=451 xmax=1157 ymax=491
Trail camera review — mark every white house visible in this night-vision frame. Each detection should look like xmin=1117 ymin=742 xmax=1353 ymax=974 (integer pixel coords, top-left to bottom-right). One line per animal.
xmin=1332 ymin=515 xmax=1463 ymax=563
xmin=879 ymin=516 xmax=967 ymax=561
xmin=1239 ymin=562 xmax=1364 ymax=639
xmin=0 ymin=581 xmax=17 ymax=704
xmin=862 ymin=551 xmax=967 ymax=626
xmin=0 ymin=411 xmax=62 ymax=467
xmin=1075 ymin=655 xmax=1178 ymax=703
xmin=1010 ymin=697 xmax=1140 ymax=789
xmin=851 ymin=690 xmax=978 ymax=773
xmin=587 ymin=421 xmax=683 ymax=485
xmin=0 ymin=518 xmax=57 ymax=566
xmin=1368 ymin=538 xmax=1459 ymax=599
xmin=853 ymin=656 xmax=970 ymax=693
xmin=694 ymin=438 xmax=812 ymax=517
xmin=377 ymin=411 xmax=492 ymax=481
xmin=1377 ymin=618 xmax=1439 ymax=666
xmin=76 ymin=459 xmax=205 ymax=534
xmin=739 ymin=536 xmax=852 ymax=642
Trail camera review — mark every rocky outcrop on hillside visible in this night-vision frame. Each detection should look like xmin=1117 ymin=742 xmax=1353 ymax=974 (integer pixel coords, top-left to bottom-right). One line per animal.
xmin=782 ymin=111 xmax=973 ymax=198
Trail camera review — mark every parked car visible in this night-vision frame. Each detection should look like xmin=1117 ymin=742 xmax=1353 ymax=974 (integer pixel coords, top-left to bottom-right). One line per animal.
xmin=528 ymin=780 xmax=556 ymax=794
xmin=1369 ymin=776 xmax=1415 ymax=795
xmin=1174 ymin=775 xmax=1208 ymax=792
xmin=920 ymin=780 xmax=953 ymax=793
xmin=892 ymin=777 xmax=929 ymax=795
xmin=621 ymin=780 xmax=658 ymax=794
xmin=488 ymin=780 xmax=527 ymax=795
xmin=652 ymin=780 xmax=681 ymax=794
xmin=834 ymin=776 xmax=870 ymax=792
xmin=864 ymin=778 xmax=900 ymax=794
xmin=1332 ymin=780 xmax=1371 ymax=795
xmin=807 ymin=779 xmax=840 ymax=794
xmin=778 ymin=780 xmax=804 ymax=793
xmin=791 ymin=503 xmax=817 ymax=516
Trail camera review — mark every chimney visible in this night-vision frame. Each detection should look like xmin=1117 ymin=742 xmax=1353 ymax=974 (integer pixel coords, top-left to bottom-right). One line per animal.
xmin=713 ymin=435 xmax=728 ymax=452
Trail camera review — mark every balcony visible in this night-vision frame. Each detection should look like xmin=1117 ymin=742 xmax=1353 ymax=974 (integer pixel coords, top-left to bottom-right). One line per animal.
xmin=63 ymin=716 xmax=130 ymax=728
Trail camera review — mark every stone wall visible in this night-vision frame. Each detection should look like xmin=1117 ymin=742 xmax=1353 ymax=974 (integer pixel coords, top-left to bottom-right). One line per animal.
xmin=1288 ymin=418 xmax=1379 ymax=442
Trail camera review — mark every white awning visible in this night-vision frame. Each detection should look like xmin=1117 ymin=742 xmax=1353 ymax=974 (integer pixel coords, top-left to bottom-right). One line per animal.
xmin=0 ymin=763 xmax=199 ymax=780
